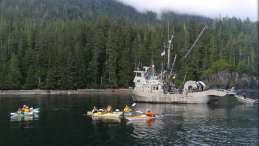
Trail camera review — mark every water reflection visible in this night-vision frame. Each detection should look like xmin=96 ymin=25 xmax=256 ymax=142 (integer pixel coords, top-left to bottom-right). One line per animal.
xmin=91 ymin=117 xmax=122 ymax=123
xmin=9 ymin=120 xmax=35 ymax=129
xmin=0 ymin=95 xmax=257 ymax=146
xmin=129 ymin=103 xmax=258 ymax=145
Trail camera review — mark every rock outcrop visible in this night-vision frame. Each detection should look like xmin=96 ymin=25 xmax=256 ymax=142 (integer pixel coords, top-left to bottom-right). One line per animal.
xmin=204 ymin=70 xmax=258 ymax=89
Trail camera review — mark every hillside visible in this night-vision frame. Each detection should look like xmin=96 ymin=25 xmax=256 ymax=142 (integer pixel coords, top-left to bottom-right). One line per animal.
xmin=0 ymin=0 xmax=211 ymax=23
xmin=0 ymin=0 xmax=257 ymax=89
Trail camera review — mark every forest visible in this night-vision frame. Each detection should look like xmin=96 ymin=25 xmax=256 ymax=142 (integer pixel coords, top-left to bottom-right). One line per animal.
xmin=0 ymin=0 xmax=257 ymax=89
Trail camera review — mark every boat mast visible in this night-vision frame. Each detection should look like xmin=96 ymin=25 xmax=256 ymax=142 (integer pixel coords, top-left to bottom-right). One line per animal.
xmin=167 ymin=21 xmax=171 ymax=70
xmin=167 ymin=34 xmax=174 ymax=70
xmin=167 ymin=22 xmax=175 ymax=71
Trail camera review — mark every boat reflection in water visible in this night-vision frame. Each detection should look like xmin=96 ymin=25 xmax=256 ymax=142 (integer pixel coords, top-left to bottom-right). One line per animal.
xmin=128 ymin=103 xmax=258 ymax=145
xmin=2 ymin=95 xmax=257 ymax=145
xmin=10 ymin=113 xmax=39 ymax=122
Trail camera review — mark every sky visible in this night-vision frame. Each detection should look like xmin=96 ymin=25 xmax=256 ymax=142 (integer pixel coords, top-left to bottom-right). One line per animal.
xmin=115 ymin=0 xmax=258 ymax=21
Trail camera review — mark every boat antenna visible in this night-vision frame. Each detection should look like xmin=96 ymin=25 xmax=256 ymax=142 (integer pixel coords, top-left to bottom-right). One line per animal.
xmin=167 ymin=22 xmax=170 ymax=42
xmin=184 ymin=25 xmax=208 ymax=59
xmin=167 ymin=22 xmax=170 ymax=70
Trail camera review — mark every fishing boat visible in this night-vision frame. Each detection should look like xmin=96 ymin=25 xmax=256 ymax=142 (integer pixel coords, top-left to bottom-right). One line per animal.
xmin=131 ymin=26 xmax=229 ymax=104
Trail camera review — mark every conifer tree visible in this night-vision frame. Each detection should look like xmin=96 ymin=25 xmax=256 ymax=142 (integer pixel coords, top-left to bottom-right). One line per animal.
xmin=6 ymin=54 xmax=22 ymax=89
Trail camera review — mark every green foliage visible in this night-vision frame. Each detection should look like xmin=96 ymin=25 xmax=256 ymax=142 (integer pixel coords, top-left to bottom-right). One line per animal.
xmin=202 ymin=59 xmax=235 ymax=77
xmin=103 ymin=28 xmax=118 ymax=88
xmin=0 ymin=0 xmax=257 ymax=89
xmin=5 ymin=54 xmax=22 ymax=89
xmin=23 ymin=65 xmax=37 ymax=89
xmin=236 ymin=61 xmax=252 ymax=74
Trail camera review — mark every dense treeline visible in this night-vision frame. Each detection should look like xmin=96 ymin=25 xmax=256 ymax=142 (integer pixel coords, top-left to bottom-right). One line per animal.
xmin=0 ymin=0 xmax=257 ymax=89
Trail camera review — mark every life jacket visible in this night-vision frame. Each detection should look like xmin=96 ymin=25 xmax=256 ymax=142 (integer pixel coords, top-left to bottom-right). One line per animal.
xmin=123 ymin=106 xmax=132 ymax=112
xmin=106 ymin=105 xmax=112 ymax=113
xmin=145 ymin=111 xmax=155 ymax=117
xmin=24 ymin=108 xmax=30 ymax=112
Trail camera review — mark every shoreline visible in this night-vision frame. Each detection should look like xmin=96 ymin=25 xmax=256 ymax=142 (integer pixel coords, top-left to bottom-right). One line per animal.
xmin=0 ymin=89 xmax=129 ymax=95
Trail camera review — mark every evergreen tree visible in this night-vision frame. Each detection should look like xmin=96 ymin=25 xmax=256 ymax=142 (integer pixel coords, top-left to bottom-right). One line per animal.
xmin=6 ymin=54 xmax=22 ymax=89
xmin=0 ymin=0 xmax=257 ymax=89
xmin=103 ymin=27 xmax=118 ymax=88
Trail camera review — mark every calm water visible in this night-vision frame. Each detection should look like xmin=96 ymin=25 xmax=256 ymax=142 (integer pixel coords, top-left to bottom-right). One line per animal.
xmin=0 ymin=95 xmax=258 ymax=146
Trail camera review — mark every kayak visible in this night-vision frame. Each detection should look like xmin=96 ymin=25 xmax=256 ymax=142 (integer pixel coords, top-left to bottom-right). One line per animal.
xmin=10 ymin=108 xmax=40 ymax=117
xmin=123 ymin=112 xmax=134 ymax=117
xmin=126 ymin=114 xmax=155 ymax=121
xmin=87 ymin=111 xmax=123 ymax=119
xmin=10 ymin=115 xmax=34 ymax=122
xmin=123 ymin=110 xmax=146 ymax=117
xmin=91 ymin=116 xmax=122 ymax=123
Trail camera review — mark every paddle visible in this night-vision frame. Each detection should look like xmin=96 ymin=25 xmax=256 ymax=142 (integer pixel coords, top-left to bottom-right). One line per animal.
xmin=131 ymin=103 xmax=144 ymax=113
xmin=131 ymin=103 xmax=136 ymax=107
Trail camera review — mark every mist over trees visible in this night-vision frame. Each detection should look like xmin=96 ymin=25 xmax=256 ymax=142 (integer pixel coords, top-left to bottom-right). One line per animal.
xmin=0 ymin=0 xmax=257 ymax=89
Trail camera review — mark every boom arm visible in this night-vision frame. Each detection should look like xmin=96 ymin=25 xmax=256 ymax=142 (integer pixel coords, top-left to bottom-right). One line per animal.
xmin=184 ymin=25 xmax=208 ymax=59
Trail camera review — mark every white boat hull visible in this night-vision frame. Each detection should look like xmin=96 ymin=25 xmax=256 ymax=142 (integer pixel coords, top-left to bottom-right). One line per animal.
xmin=133 ymin=93 xmax=209 ymax=104
xmin=132 ymin=89 xmax=227 ymax=104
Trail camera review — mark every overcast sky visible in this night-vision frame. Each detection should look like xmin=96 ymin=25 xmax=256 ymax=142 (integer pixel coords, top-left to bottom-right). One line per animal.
xmin=115 ymin=0 xmax=258 ymax=21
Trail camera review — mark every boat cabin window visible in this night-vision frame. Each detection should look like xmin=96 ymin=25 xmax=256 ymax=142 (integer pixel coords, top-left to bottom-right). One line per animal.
xmin=136 ymin=72 xmax=142 ymax=77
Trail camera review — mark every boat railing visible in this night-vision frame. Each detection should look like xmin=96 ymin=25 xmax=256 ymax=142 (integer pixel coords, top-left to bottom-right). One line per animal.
xmin=169 ymin=89 xmax=182 ymax=94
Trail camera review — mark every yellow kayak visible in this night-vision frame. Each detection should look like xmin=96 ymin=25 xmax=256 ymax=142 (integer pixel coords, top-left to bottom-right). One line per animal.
xmin=87 ymin=111 xmax=123 ymax=118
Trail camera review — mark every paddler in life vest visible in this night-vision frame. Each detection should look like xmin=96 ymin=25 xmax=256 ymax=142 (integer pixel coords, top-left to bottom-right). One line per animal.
xmin=123 ymin=105 xmax=132 ymax=113
xmin=17 ymin=108 xmax=22 ymax=114
xmin=105 ymin=105 xmax=112 ymax=113
xmin=92 ymin=106 xmax=98 ymax=113
xmin=145 ymin=110 xmax=155 ymax=117
xmin=22 ymin=105 xmax=30 ymax=113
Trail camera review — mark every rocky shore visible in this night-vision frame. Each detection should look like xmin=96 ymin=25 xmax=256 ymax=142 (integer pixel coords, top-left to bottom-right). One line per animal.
xmin=204 ymin=71 xmax=259 ymax=89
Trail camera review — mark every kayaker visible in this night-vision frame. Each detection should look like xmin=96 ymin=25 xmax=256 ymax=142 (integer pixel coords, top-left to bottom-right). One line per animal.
xmin=24 ymin=107 xmax=30 ymax=112
xmin=22 ymin=105 xmax=30 ymax=113
xmin=21 ymin=105 xmax=26 ymax=112
xmin=106 ymin=105 xmax=112 ymax=113
xmin=92 ymin=106 xmax=98 ymax=113
xmin=17 ymin=108 xmax=22 ymax=113
xmin=145 ymin=110 xmax=155 ymax=117
xmin=123 ymin=105 xmax=132 ymax=112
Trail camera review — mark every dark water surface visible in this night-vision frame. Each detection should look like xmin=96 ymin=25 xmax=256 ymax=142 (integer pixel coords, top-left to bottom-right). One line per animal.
xmin=0 ymin=95 xmax=258 ymax=146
